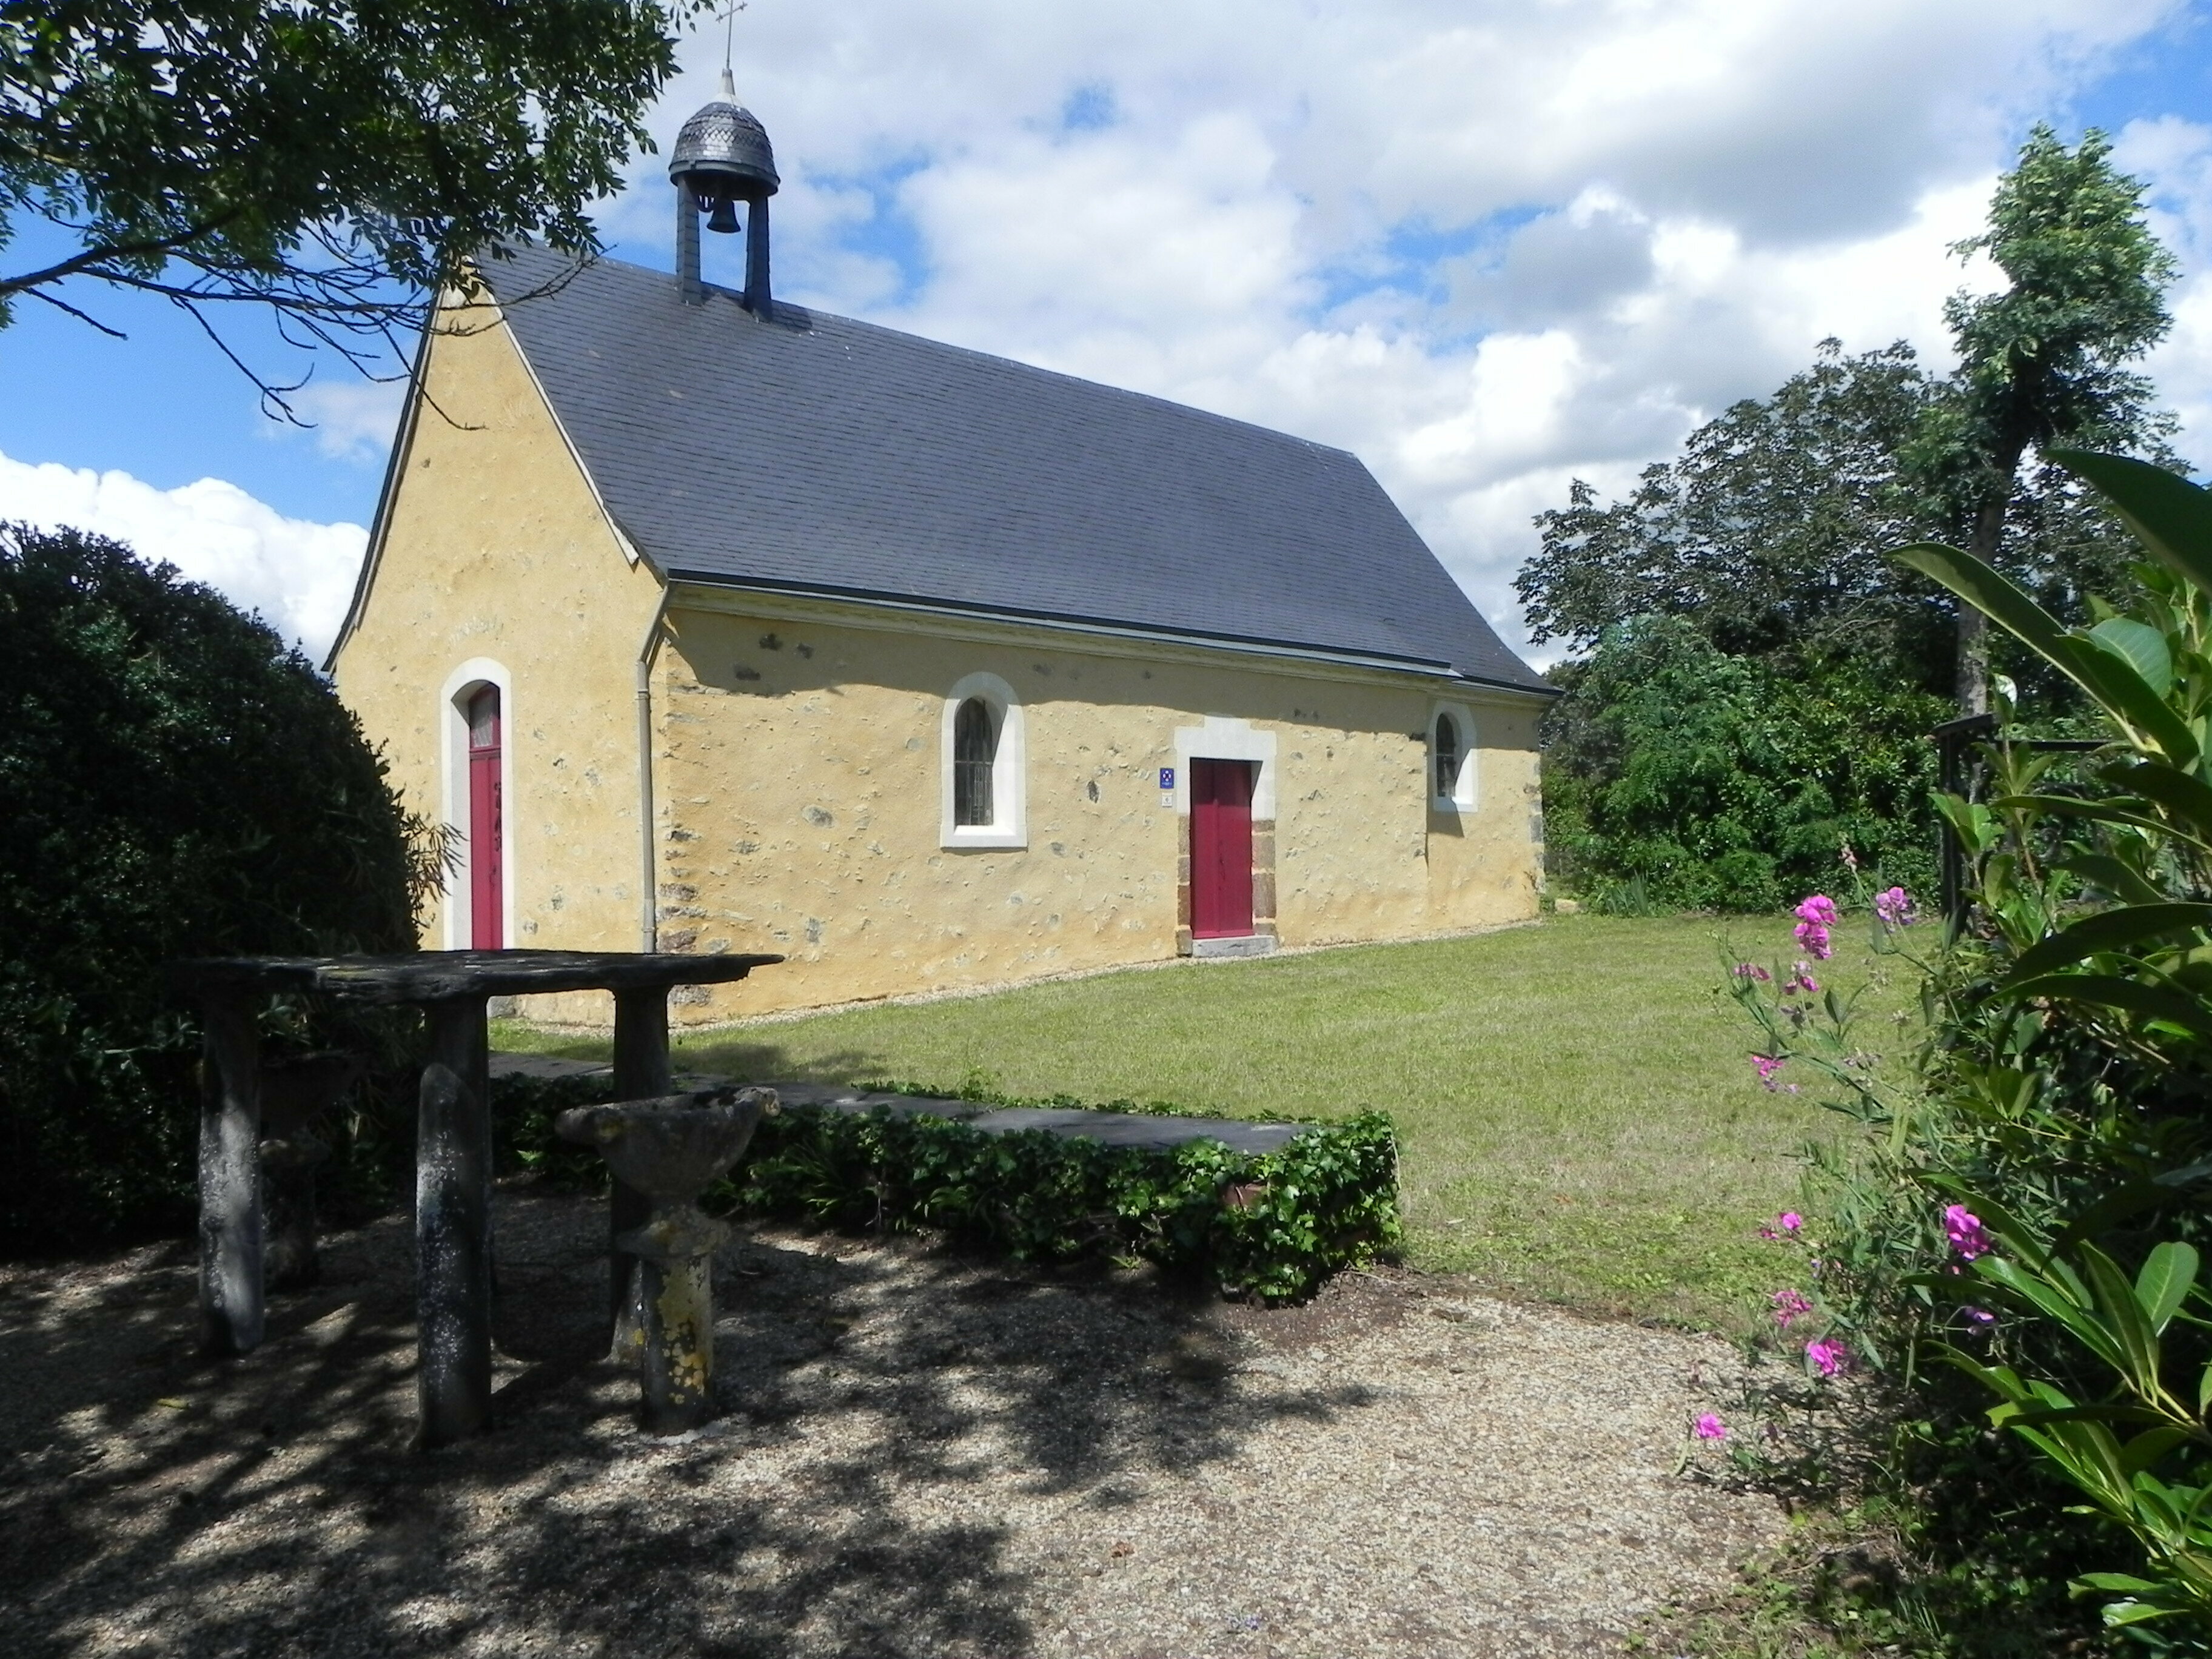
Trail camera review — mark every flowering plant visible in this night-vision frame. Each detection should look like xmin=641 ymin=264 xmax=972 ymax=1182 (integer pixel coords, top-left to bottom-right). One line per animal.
xmin=1712 ymin=452 xmax=2212 ymax=1643
xmin=1933 ymin=1196 xmax=2212 ymax=1635
xmin=1727 ymin=872 xmax=1927 ymax=1116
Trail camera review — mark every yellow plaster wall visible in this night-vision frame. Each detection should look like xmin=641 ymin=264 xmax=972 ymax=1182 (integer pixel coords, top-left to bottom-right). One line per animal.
xmin=328 ymin=307 xmax=665 ymax=991
xmin=651 ymin=603 xmax=1544 ymax=1021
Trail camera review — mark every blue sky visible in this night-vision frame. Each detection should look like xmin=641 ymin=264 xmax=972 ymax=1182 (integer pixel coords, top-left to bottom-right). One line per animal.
xmin=5 ymin=0 xmax=2212 ymax=657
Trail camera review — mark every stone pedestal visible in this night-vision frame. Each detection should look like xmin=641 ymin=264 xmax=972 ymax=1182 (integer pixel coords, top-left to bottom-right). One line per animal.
xmin=557 ymin=1087 xmax=773 ymax=1435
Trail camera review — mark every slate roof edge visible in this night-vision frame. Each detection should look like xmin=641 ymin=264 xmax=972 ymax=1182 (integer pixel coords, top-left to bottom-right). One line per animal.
xmin=663 ymin=568 xmax=1558 ymax=695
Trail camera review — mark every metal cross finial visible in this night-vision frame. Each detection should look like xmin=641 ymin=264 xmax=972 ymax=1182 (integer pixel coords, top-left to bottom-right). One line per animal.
xmin=717 ymin=0 xmax=748 ymax=95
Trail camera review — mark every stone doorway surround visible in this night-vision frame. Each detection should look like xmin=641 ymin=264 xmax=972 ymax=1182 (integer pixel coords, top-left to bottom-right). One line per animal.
xmin=1172 ymin=716 xmax=1278 ymax=959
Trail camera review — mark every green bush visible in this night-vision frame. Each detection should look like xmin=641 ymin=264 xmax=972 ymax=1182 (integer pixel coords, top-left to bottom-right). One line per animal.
xmin=1721 ymin=453 xmax=2212 ymax=1650
xmin=491 ymin=1072 xmax=1403 ymax=1302
xmin=0 ymin=525 xmax=428 ymax=1245
xmin=1543 ymin=616 xmax=1945 ymax=912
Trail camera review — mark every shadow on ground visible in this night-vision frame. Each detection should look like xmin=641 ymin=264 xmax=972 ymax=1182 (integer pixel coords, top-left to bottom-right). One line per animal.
xmin=0 ymin=1189 xmax=1376 ymax=1658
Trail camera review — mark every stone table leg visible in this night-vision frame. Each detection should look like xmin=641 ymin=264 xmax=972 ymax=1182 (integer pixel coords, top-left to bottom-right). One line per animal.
xmin=416 ymin=996 xmax=491 ymax=1449
xmin=607 ymin=987 xmax=671 ymax=1355
xmin=197 ymin=996 xmax=264 ymax=1356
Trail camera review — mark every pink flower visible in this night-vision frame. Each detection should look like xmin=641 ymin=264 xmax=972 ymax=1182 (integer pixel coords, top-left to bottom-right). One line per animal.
xmin=1752 ymin=1054 xmax=1787 ymax=1090
xmin=1840 ymin=841 xmax=1859 ymax=873
xmin=1772 ymin=1289 xmax=1812 ymax=1328
xmin=1805 ymin=1338 xmax=1851 ymax=1378
xmin=1786 ymin=963 xmax=1820 ymax=994
xmin=1874 ymin=886 xmax=1916 ymax=928
xmin=1962 ymin=1307 xmax=1996 ymax=1331
xmin=1732 ymin=962 xmax=1773 ymax=982
xmin=1694 ymin=1413 xmax=1729 ymax=1441
xmin=1945 ymin=1204 xmax=1994 ymax=1262
xmin=1780 ymin=1212 xmax=1803 ymax=1235
xmin=1792 ymin=895 xmax=1838 ymax=960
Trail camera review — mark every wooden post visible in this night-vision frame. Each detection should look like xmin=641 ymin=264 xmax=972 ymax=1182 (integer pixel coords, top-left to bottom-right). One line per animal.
xmin=197 ymin=996 xmax=264 ymax=1356
xmin=416 ymin=996 xmax=491 ymax=1448
xmin=607 ymin=986 xmax=672 ymax=1353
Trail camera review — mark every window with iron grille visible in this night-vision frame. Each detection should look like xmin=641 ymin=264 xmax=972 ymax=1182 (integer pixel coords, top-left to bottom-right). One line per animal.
xmin=1434 ymin=712 xmax=1460 ymax=801
xmin=953 ymin=697 xmax=997 ymax=826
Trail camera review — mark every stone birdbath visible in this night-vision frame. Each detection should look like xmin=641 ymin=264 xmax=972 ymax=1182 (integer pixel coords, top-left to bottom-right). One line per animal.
xmin=558 ymin=1087 xmax=775 ymax=1435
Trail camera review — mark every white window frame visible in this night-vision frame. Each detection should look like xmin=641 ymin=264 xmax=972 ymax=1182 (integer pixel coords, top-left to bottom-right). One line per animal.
xmin=1429 ymin=700 xmax=1478 ymax=813
xmin=939 ymin=672 xmax=1026 ymax=850
xmin=439 ymin=657 xmax=517 ymax=948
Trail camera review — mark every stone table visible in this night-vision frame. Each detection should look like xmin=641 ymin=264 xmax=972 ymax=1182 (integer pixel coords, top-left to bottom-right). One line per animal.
xmin=166 ymin=950 xmax=781 ymax=1448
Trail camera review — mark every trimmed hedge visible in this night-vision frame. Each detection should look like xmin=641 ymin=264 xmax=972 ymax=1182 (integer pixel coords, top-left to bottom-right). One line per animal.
xmin=492 ymin=1073 xmax=1401 ymax=1302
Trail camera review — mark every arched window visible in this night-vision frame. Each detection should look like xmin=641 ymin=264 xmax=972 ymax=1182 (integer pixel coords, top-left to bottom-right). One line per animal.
xmin=939 ymin=672 xmax=1025 ymax=848
xmin=953 ymin=697 xmax=996 ymax=826
xmin=1433 ymin=712 xmax=1460 ymax=803
xmin=1430 ymin=700 xmax=1477 ymax=811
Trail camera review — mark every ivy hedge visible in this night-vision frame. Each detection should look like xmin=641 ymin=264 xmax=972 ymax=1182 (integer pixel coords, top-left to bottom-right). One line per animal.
xmin=492 ymin=1073 xmax=1401 ymax=1302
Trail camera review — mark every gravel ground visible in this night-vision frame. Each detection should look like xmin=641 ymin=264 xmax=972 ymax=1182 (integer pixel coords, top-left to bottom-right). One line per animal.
xmin=1 ymin=1187 xmax=1782 ymax=1658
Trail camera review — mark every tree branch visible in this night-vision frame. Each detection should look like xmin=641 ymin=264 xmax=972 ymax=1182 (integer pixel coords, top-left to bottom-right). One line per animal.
xmin=0 ymin=215 xmax=241 ymax=301
xmin=19 ymin=284 xmax=128 ymax=338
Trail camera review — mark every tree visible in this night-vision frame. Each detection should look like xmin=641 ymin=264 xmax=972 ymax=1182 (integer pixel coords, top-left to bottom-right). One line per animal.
xmin=1540 ymin=615 xmax=1943 ymax=913
xmin=1915 ymin=125 xmax=2179 ymax=712
xmin=1516 ymin=340 xmax=1951 ymax=683
xmin=0 ymin=523 xmax=434 ymax=1242
xmin=1 ymin=0 xmax=701 ymax=409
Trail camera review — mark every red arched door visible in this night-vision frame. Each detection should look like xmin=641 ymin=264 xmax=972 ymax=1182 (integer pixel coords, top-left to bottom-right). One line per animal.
xmin=466 ymin=685 xmax=503 ymax=949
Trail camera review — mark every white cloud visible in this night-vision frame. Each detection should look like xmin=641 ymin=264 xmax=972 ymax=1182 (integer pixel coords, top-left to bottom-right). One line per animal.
xmin=585 ymin=0 xmax=2198 ymax=652
xmin=2119 ymin=116 xmax=2212 ymax=470
xmin=0 ymin=451 xmax=366 ymax=659
xmin=273 ymin=377 xmax=408 ymax=464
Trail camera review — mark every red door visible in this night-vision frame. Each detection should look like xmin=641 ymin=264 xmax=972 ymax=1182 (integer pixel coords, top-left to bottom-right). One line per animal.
xmin=466 ymin=685 xmax=503 ymax=950
xmin=1190 ymin=759 xmax=1255 ymax=939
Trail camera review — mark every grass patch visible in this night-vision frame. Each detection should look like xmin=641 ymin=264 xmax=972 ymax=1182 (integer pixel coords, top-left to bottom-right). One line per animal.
xmin=496 ymin=914 xmax=1920 ymax=1327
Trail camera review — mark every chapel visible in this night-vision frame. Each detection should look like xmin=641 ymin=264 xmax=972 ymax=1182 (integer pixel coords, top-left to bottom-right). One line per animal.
xmin=326 ymin=79 xmax=1553 ymax=1021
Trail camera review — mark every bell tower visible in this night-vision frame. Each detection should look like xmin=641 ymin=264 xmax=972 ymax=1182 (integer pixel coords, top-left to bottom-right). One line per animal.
xmin=669 ymin=69 xmax=781 ymax=318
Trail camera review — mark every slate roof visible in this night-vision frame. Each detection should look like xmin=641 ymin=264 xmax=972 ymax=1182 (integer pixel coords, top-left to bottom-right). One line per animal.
xmin=477 ymin=249 xmax=1545 ymax=691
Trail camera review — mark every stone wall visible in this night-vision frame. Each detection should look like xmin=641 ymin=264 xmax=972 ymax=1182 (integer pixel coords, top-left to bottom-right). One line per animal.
xmin=645 ymin=596 xmax=1544 ymax=1021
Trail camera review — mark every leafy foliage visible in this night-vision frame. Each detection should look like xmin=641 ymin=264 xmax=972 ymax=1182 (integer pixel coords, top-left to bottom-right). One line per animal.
xmin=493 ymin=1073 xmax=1403 ymax=1304
xmin=1520 ymin=341 xmax=1954 ymax=676
xmin=0 ymin=525 xmax=427 ymax=1243
xmin=0 ymin=0 xmax=703 ymax=403
xmin=1917 ymin=128 xmax=2180 ymax=535
xmin=1524 ymin=130 xmax=2186 ymax=911
xmin=1720 ymin=453 xmax=2212 ymax=1649
xmin=1541 ymin=616 xmax=1943 ymax=913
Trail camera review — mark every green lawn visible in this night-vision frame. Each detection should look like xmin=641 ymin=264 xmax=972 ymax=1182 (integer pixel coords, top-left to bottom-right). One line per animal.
xmin=497 ymin=914 xmax=1918 ymax=1328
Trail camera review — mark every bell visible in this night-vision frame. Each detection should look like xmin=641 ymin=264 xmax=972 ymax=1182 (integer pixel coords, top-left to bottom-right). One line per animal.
xmin=706 ymin=195 xmax=740 ymax=235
